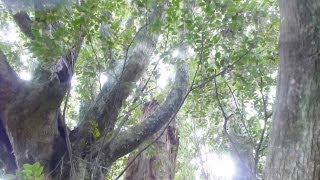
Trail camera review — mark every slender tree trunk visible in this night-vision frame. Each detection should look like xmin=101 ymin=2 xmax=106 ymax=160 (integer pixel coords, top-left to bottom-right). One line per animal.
xmin=124 ymin=101 xmax=179 ymax=180
xmin=265 ymin=1 xmax=320 ymax=179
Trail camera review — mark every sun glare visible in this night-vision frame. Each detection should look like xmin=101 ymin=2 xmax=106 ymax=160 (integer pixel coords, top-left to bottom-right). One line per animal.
xmin=71 ymin=75 xmax=78 ymax=87
xmin=0 ymin=22 xmax=19 ymax=43
xmin=194 ymin=153 xmax=235 ymax=180
xmin=99 ymin=74 xmax=108 ymax=85
xmin=18 ymin=71 xmax=32 ymax=81
xmin=157 ymin=62 xmax=173 ymax=89
xmin=172 ymin=49 xmax=180 ymax=58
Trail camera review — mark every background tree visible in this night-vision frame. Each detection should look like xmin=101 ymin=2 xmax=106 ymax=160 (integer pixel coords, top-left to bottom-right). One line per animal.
xmin=123 ymin=100 xmax=179 ymax=180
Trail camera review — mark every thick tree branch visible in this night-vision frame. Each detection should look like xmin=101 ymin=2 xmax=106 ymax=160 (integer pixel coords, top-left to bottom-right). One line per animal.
xmin=105 ymin=63 xmax=188 ymax=162
xmin=74 ymin=4 xmax=165 ymax=152
xmin=13 ymin=11 xmax=34 ymax=39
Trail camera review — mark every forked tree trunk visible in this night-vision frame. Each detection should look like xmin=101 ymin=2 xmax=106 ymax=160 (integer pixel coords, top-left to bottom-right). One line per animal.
xmin=124 ymin=100 xmax=179 ymax=180
xmin=265 ymin=1 xmax=320 ymax=179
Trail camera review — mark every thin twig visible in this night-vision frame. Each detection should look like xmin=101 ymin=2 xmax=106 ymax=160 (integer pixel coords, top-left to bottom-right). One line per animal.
xmin=213 ymin=73 xmax=252 ymax=175
xmin=119 ymin=23 xmax=149 ymax=82
xmin=115 ymin=53 xmax=199 ymax=179
xmin=225 ymin=80 xmax=254 ymax=145
xmin=114 ymin=41 xmax=257 ymax=179
xmin=115 ymin=88 xmax=191 ymax=180
xmin=190 ymin=32 xmax=204 ymax=89
xmin=192 ymin=47 xmax=256 ymax=91
xmin=114 ymin=101 xmax=182 ymax=180
xmin=90 ymin=22 xmax=149 ymax=178
xmin=47 ymin=153 xmax=66 ymax=177
xmin=177 ymin=32 xmax=203 ymax=178
xmin=89 ymin=40 xmax=102 ymax=91
xmin=254 ymin=77 xmax=271 ymax=172
xmin=73 ymin=156 xmax=109 ymax=171
xmin=191 ymin=118 xmax=209 ymax=180
xmin=90 ymin=54 xmax=161 ymax=162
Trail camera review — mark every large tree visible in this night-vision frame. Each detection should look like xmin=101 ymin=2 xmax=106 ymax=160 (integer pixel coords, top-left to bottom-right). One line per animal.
xmin=265 ymin=0 xmax=320 ymax=179
xmin=0 ymin=1 xmax=188 ymax=179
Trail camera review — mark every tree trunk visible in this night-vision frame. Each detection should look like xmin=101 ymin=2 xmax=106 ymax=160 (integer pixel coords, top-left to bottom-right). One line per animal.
xmin=265 ymin=1 xmax=320 ymax=179
xmin=124 ymin=101 xmax=179 ymax=180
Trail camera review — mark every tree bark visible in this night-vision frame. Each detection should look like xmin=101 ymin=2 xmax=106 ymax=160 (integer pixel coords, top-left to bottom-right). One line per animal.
xmin=124 ymin=101 xmax=179 ymax=180
xmin=265 ymin=1 xmax=320 ymax=179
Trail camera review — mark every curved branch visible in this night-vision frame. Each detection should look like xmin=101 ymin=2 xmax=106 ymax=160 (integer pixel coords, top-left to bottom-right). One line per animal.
xmin=105 ymin=63 xmax=189 ymax=162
